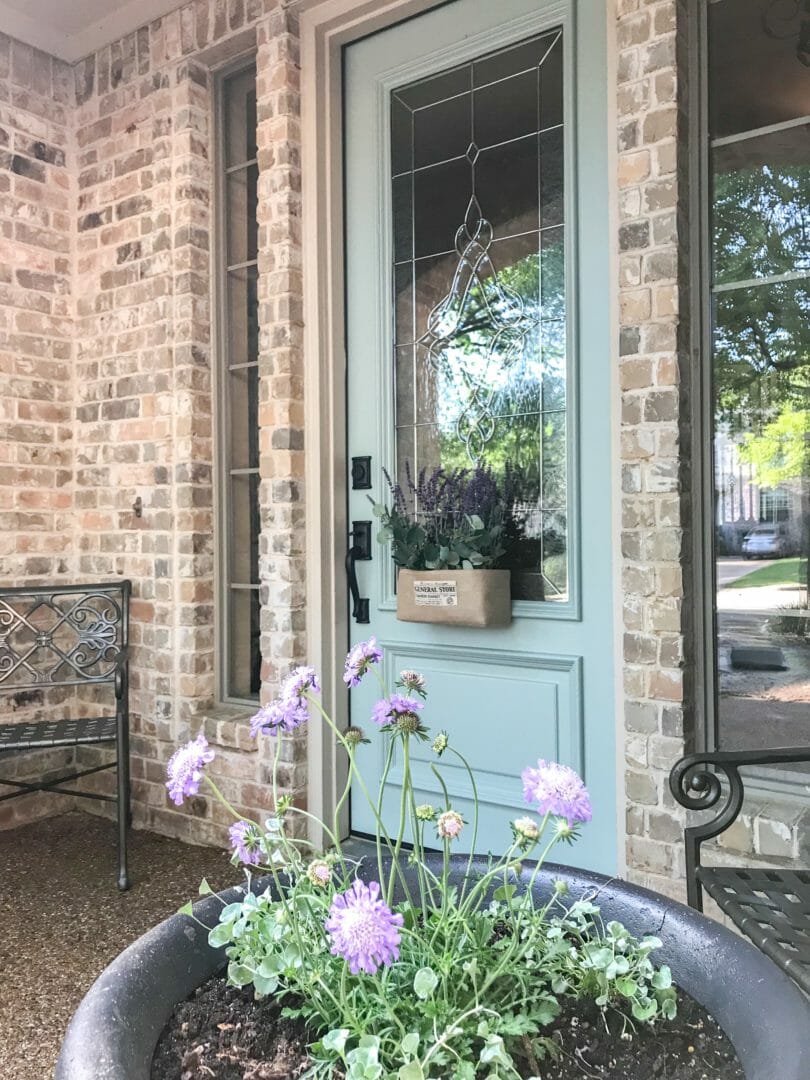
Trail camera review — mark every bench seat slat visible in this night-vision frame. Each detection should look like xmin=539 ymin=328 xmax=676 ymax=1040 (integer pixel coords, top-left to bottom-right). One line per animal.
xmin=698 ymin=866 xmax=810 ymax=994
xmin=0 ymin=716 xmax=117 ymax=751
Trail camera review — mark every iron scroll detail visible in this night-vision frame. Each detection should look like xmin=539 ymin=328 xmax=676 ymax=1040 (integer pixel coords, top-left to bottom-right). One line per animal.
xmin=0 ymin=587 xmax=127 ymax=688
xmin=669 ymin=754 xmax=746 ymax=910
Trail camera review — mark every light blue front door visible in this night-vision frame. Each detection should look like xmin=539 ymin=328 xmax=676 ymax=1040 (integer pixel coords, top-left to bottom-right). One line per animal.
xmin=344 ymin=0 xmax=616 ymax=873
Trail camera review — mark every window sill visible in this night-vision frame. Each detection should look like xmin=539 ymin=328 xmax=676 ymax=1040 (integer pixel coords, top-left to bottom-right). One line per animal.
xmin=200 ymin=706 xmax=258 ymax=753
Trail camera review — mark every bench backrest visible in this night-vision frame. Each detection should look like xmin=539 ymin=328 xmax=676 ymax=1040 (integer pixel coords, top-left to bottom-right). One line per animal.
xmin=0 ymin=581 xmax=131 ymax=691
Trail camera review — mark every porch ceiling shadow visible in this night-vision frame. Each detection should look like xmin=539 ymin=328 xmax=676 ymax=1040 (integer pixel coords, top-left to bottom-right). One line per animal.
xmin=0 ymin=0 xmax=188 ymax=63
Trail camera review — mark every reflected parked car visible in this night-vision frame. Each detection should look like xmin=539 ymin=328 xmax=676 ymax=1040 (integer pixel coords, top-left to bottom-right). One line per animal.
xmin=742 ymin=525 xmax=787 ymax=559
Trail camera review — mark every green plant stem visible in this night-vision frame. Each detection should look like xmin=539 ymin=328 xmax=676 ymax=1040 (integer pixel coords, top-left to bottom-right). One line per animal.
xmin=306 ymin=692 xmax=414 ymax=906
xmin=447 ymin=746 xmax=479 ymax=899
xmin=455 ymin=841 xmax=521 ymax=923
xmin=203 ymin=774 xmax=259 ymax=827
xmin=387 ymin=734 xmax=412 ymax=905
xmin=375 ymin=735 xmax=397 ymax=886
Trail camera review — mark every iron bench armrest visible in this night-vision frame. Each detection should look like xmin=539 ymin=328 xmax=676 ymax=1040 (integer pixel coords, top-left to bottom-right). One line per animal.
xmin=113 ymin=644 xmax=129 ymax=701
xmin=669 ymin=746 xmax=810 ymax=910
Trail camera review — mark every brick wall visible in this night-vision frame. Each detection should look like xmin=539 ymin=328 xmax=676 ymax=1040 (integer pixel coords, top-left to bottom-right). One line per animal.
xmin=0 ymin=34 xmax=73 ymax=583
xmin=0 ymin=2 xmax=309 ymax=844
xmin=0 ymin=33 xmax=77 ymax=828
xmin=615 ymin=0 xmax=692 ymax=896
xmin=69 ymin=0 xmax=307 ymax=846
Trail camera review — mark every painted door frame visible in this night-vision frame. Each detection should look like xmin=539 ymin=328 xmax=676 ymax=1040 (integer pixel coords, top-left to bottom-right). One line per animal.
xmin=298 ymin=0 xmax=626 ymax=870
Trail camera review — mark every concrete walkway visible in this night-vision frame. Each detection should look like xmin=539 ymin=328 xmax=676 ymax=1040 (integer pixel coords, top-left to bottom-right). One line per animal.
xmin=716 ymin=557 xmax=776 ymax=586
xmin=0 ymin=813 xmax=232 ymax=1080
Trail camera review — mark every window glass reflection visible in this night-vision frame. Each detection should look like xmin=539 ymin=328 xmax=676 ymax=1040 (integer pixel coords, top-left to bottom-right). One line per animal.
xmin=710 ymin=0 xmax=810 ymax=751
xmin=391 ymin=32 xmax=568 ymax=602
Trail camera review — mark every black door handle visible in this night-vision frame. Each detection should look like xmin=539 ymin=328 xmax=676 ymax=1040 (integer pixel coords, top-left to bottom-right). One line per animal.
xmin=346 ymin=531 xmax=370 ymax=624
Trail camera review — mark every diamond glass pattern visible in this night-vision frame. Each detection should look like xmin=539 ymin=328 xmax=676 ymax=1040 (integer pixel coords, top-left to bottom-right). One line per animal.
xmin=391 ymin=30 xmax=568 ymax=601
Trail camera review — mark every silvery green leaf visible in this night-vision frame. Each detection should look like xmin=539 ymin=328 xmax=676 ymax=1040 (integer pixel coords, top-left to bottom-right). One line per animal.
xmin=652 ymin=965 xmax=672 ymax=989
xmin=227 ymin=961 xmax=253 ymax=987
xmin=208 ymin=922 xmax=234 ymax=948
xmin=323 ymin=1028 xmax=350 ymax=1055
xmin=413 ymin=967 xmax=439 ymax=1000
xmin=662 ymin=996 xmax=678 ymax=1020
xmin=198 ymin=878 xmax=213 ymax=895
xmin=398 ymin=1063 xmax=424 ymax=1080
xmin=479 ymin=1034 xmax=511 ymax=1067
xmin=400 ymin=1033 xmax=420 ymax=1058
xmin=219 ymin=902 xmax=243 ymax=924
xmin=252 ymin=972 xmax=278 ymax=997
xmin=632 ymin=998 xmax=658 ymax=1022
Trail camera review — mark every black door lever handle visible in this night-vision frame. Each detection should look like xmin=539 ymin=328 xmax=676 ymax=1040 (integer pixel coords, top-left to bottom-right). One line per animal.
xmin=346 ymin=531 xmax=370 ymax=624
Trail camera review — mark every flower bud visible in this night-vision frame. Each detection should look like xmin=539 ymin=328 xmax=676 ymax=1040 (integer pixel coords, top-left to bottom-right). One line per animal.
xmin=344 ymin=725 xmax=368 ymax=747
xmin=513 ymin=816 xmax=540 ymax=842
xmin=306 ymin=859 xmax=332 ymax=888
xmin=397 ymin=670 xmax=427 ymax=695
xmin=415 ymin=803 xmax=436 ymax=822
xmin=437 ymin=809 xmax=465 ymax=840
xmin=431 ymin=731 xmax=449 ymax=756
xmin=396 ymin=711 xmax=422 ymax=734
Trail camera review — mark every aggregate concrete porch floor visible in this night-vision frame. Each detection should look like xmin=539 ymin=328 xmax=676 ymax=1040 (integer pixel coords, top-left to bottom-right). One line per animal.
xmin=0 ymin=812 xmax=234 ymax=1080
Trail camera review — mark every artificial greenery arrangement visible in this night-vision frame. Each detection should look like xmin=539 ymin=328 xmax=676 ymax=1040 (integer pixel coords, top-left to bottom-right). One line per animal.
xmin=167 ymin=643 xmax=677 ymax=1079
xmin=373 ymin=463 xmax=510 ymax=571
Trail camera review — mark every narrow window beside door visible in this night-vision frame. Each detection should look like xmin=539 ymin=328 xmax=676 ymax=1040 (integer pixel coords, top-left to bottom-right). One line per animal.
xmin=705 ymin=0 xmax=810 ymax=753
xmin=217 ymin=64 xmax=261 ymax=702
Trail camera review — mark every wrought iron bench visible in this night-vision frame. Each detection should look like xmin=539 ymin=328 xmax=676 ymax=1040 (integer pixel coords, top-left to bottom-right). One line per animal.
xmin=670 ymin=747 xmax=810 ymax=994
xmin=0 ymin=581 xmax=132 ymax=889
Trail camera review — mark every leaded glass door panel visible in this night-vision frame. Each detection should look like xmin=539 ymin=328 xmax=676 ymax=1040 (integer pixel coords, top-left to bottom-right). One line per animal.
xmin=345 ymin=0 xmax=617 ymax=872
xmin=392 ymin=30 xmax=568 ymax=602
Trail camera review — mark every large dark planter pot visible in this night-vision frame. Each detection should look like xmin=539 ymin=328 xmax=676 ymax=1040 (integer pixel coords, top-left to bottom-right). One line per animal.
xmin=57 ymin=858 xmax=810 ymax=1080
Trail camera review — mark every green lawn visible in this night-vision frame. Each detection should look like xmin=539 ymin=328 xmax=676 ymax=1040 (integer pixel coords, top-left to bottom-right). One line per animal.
xmin=726 ymin=557 xmax=807 ymax=590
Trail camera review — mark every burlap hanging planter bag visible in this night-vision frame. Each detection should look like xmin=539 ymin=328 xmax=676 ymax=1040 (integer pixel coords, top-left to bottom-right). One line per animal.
xmin=396 ymin=569 xmax=511 ymax=628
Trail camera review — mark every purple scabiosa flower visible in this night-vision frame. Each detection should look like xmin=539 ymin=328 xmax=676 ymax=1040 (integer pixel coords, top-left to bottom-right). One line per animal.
xmin=282 ymin=665 xmax=321 ymax=701
xmin=343 ymin=638 xmax=384 ymax=688
xmin=325 ymin=879 xmax=404 ymax=975
xmin=229 ymin=820 xmax=263 ymax=866
xmin=371 ymin=693 xmax=424 ymax=729
xmin=249 ymin=700 xmax=286 ymax=739
xmin=436 ymin=809 xmax=465 ymax=840
xmin=166 ymin=734 xmax=214 ymax=806
xmin=250 ymin=666 xmax=321 ymax=738
xmin=521 ymin=760 xmax=592 ymax=827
